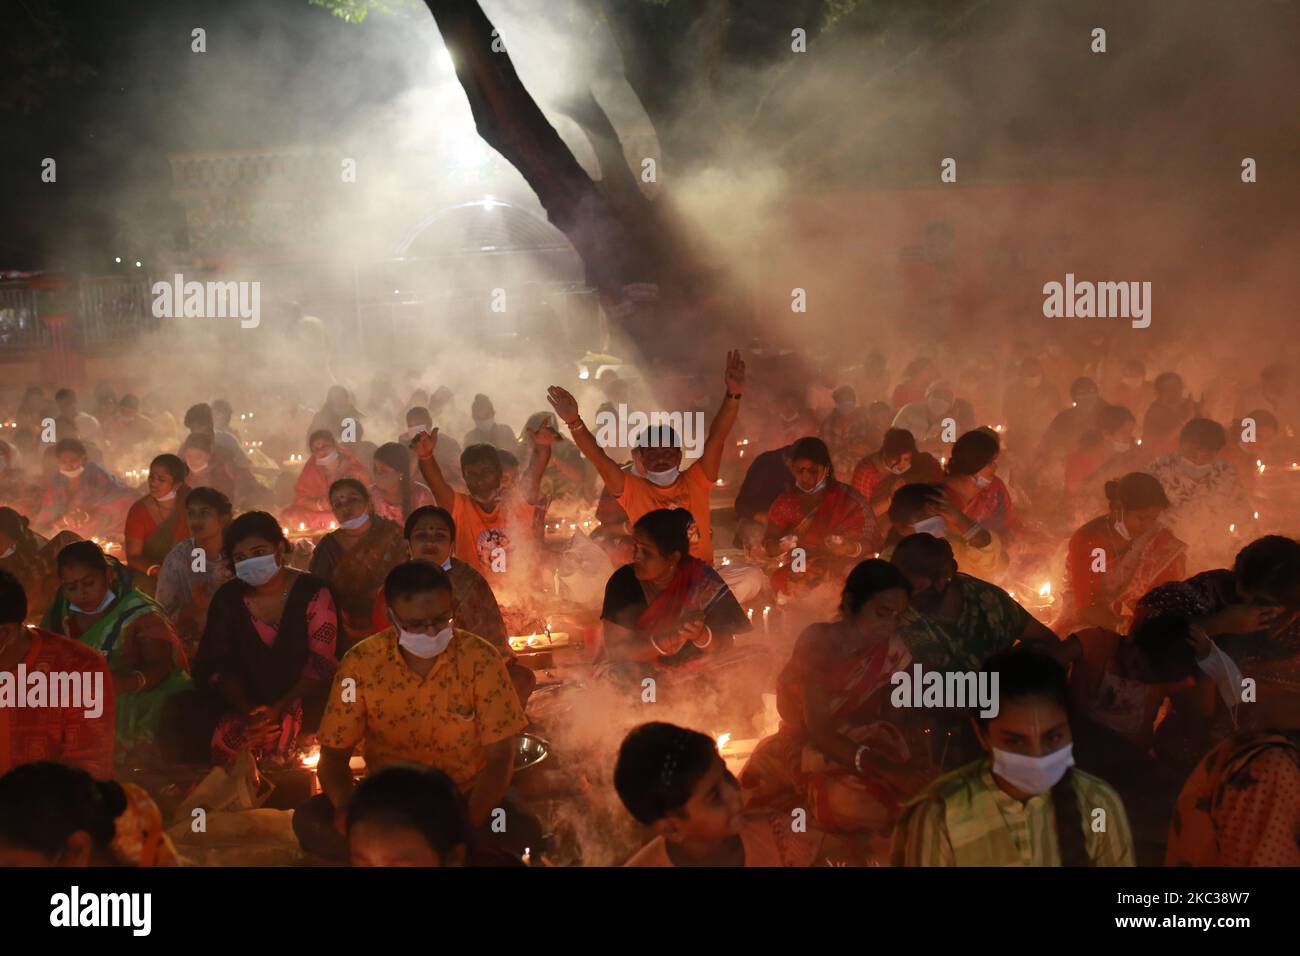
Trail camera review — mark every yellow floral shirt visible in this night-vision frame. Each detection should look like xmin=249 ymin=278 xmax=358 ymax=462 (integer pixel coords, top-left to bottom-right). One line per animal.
xmin=317 ymin=627 xmax=527 ymax=787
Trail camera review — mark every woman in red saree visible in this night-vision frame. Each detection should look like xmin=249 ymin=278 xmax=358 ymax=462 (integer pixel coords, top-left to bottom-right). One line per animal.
xmin=599 ymin=508 xmax=757 ymax=720
xmin=740 ymin=560 xmax=934 ymax=838
xmin=1058 ymin=472 xmax=1186 ymax=634
xmin=941 ymin=428 xmax=1019 ymax=541
xmin=850 ymin=428 xmax=917 ymax=521
xmin=281 ymin=429 xmax=371 ymax=533
xmin=124 ymin=454 xmax=191 ymax=590
xmin=34 ymin=439 xmax=134 ymax=540
xmin=765 ymin=437 xmax=877 ymax=598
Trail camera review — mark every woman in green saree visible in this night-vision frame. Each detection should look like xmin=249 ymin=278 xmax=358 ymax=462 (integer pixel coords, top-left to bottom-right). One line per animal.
xmin=41 ymin=539 xmax=191 ymax=757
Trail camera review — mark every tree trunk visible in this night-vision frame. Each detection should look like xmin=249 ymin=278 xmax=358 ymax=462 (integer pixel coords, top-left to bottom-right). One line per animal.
xmin=423 ymin=0 xmax=740 ymax=357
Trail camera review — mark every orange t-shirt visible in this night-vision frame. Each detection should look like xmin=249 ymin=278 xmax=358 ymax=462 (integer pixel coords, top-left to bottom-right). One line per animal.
xmin=450 ymin=490 xmax=538 ymax=579
xmin=615 ymin=466 xmax=714 ymax=562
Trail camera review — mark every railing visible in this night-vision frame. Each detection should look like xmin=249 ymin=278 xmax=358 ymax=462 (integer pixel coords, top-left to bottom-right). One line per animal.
xmin=0 ymin=283 xmax=52 ymax=350
xmin=77 ymin=277 xmax=161 ymax=347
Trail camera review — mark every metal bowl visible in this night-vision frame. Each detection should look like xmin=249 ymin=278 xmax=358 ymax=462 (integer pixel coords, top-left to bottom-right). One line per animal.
xmin=514 ymin=733 xmax=551 ymax=773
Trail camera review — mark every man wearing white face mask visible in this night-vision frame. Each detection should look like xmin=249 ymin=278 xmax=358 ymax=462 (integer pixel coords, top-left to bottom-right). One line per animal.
xmin=893 ymin=650 xmax=1134 ymax=866
xmin=548 ymin=352 xmax=765 ymax=603
xmin=1147 ymin=418 xmax=1254 ymax=570
xmin=298 ymin=560 xmax=528 ymax=862
xmin=547 ymin=351 xmax=745 ymax=567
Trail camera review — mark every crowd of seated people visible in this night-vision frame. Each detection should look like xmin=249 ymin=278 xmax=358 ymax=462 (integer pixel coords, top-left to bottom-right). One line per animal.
xmin=1 ymin=343 xmax=1298 ymax=869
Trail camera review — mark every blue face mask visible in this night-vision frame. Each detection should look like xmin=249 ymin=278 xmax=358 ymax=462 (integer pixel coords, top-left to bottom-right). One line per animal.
xmin=70 ymin=588 xmax=116 ymax=615
xmin=235 ymin=553 xmax=280 ymax=587
xmin=339 ymin=513 xmax=370 ymax=531
xmin=440 ymin=558 xmax=453 ymax=571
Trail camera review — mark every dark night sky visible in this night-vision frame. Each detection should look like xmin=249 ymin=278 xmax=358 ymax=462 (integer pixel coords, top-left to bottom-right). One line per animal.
xmin=0 ymin=0 xmax=430 ymax=270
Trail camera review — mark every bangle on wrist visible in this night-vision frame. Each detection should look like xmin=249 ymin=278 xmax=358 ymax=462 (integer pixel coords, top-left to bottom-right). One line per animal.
xmin=692 ymin=625 xmax=713 ymax=649
xmin=853 ymin=744 xmax=869 ymax=774
xmin=962 ymin=521 xmax=984 ymax=541
xmin=648 ymin=634 xmax=668 ymax=656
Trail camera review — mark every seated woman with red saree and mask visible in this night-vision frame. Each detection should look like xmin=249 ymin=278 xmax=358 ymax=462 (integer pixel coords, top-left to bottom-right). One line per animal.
xmin=160 ymin=511 xmax=339 ymax=768
xmin=597 ymin=508 xmax=759 ymax=721
xmin=123 ymin=454 xmax=191 ymax=593
xmin=281 ymin=429 xmax=371 ymax=534
xmin=1057 ymin=472 xmax=1186 ymax=634
xmin=851 ymin=428 xmax=924 ymax=522
xmin=34 ymin=439 xmax=134 ymax=541
xmin=308 ymin=478 xmax=407 ymax=654
xmin=941 ymin=428 xmax=1019 ymax=543
xmin=764 ymin=437 xmax=876 ymax=602
xmin=741 ymin=560 xmax=935 ymax=848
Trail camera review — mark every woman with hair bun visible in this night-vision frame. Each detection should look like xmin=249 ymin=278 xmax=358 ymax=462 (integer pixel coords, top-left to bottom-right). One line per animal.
xmin=0 ymin=761 xmax=179 ymax=866
xmin=1058 ymin=472 xmax=1186 ymax=634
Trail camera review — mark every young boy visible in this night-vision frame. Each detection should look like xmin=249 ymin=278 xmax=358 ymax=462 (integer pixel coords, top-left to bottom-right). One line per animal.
xmin=614 ymin=721 xmax=827 ymax=867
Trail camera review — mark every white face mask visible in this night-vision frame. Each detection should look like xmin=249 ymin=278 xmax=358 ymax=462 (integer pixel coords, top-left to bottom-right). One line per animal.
xmin=796 ymin=475 xmax=828 ymax=494
xmin=913 ymin=515 xmax=947 ymax=538
xmin=70 ymin=588 xmax=116 ymax=616
xmin=926 ymin=398 xmax=950 ymax=417
xmin=440 ymin=557 xmax=453 ymax=571
xmin=60 ymin=466 xmax=85 ymax=479
xmin=643 ymin=465 xmax=680 ymax=488
xmin=339 ymin=513 xmax=370 ymax=531
xmin=405 ymin=426 xmax=429 ymax=441
xmin=316 ymin=450 xmax=340 ymax=466
xmin=0 ymin=544 xmax=15 ymax=559
xmin=235 ymin=553 xmax=280 ymax=587
xmin=973 ymin=475 xmax=992 ymax=489
xmin=155 ymin=489 xmax=177 ymax=502
xmin=991 ymin=743 xmax=1075 ymax=796
xmin=476 ymin=418 xmax=495 ymax=431
xmin=1113 ymin=516 xmax=1132 ymax=541
xmin=885 ymin=460 xmax=909 ymax=476
xmin=396 ymin=622 xmax=454 ymax=659
xmin=1179 ymin=456 xmax=1214 ymax=479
